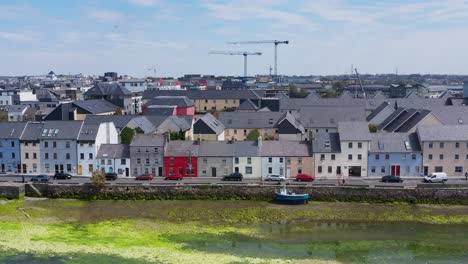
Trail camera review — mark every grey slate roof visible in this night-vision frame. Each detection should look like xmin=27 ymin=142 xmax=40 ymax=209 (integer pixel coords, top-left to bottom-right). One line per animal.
xmin=195 ymin=113 xmax=225 ymax=135
xmin=198 ymin=141 xmax=234 ymax=157
xmin=338 ymin=122 xmax=371 ymax=141
xmin=0 ymin=122 xmax=27 ymax=139
xmin=299 ymin=106 xmax=366 ymax=128
xmin=84 ymin=115 xmax=135 ymax=131
xmin=77 ymin=123 xmax=100 ymax=141
xmin=366 ymin=102 xmax=392 ymax=122
xmin=237 ymin=99 xmax=259 ymax=111
xmin=96 ymin=144 xmax=130 ymax=159
xmin=145 ymin=106 xmax=175 ymax=116
xmin=259 ymin=141 xmax=310 ymax=156
xmin=73 ymin=99 xmax=120 ymax=114
xmin=278 ymin=112 xmax=305 ymax=134
xmin=146 ymin=96 xmax=194 ymax=107
xmin=164 ymin=141 xmax=200 ymax=156
xmin=130 ymin=134 xmax=165 ymax=147
xmin=219 ymin=112 xmax=284 ymax=129
xmin=393 ymin=110 xmax=431 ymax=132
xmin=312 ymin=132 xmax=341 ymax=153
xmin=431 ymin=107 xmax=468 ymax=125
xmin=369 ymin=132 xmax=421 ymax=153
xmin=84 ymin=82 xmax=132 ymax=97
xmin=20 ymin=122 xmax=44 ymax=141
xmin=233 ymin=141 xmax=259 ymax=157
xmin=417 ymin=125 xmax=468 ymax=141
xmin=142 ymin=89 xmax=260 ymax=100
xmin=38 ymin=121 xmax=83 ymax=140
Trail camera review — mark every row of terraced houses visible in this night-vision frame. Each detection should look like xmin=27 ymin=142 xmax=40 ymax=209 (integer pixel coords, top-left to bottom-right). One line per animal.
xmin=1 ymin=120 xmax=467 ymax=178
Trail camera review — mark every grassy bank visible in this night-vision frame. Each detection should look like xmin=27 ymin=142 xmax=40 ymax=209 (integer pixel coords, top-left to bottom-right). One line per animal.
xmin=0 ymin=199 xmax=467 ymax=263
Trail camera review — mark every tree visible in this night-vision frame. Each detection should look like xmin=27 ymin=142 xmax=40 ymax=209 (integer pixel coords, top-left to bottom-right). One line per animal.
xmin=114 ymin=108 xmax=123 ymax=115
xmin=135 ymin=127 xmax=144 ymax=134
xmin=170 ymin=130 xmax=186 ymax=140
xmin=246 ymin=129 xmax=260 ymax=141
xmin=368 ymin=124 xmax=378 ymax=133
xmin=0 ymin=112 xmax=7 ymax=122
xmin=91 ymin=170 xmax=106 ymax=188
xmin=289 ymin=85 xmax=309 ymax=98
xmin=120 ymin=127 xmax=135 ymax=144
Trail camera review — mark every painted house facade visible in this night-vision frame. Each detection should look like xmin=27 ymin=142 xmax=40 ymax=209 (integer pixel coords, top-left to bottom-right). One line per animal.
xmin=193 ymin=113 xmax=225 ymax=141
xmin=19 ymin=122 xmax=43 ymax=174
xmin=0 ymin=122 xmax=27 ymax=173
xmin=130 ymin=134 xmax=165 ymax=176
xmin=418 ymin=125 xmax=468 ymax=176
xmin=232 ymin=141 xmax=261 ymax=179
xmin=368 ymin=133 xmax=423 ymax=177
xmin=198 ymin=141 xmax=233 ymax=177
xmin=164 ymin=141 xmax=199 ymax=177
xmin=96 ymin=144 xmax=130 ymax=177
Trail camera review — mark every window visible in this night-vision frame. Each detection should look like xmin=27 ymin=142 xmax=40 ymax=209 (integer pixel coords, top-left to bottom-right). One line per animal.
xmin=137 ymin=158 xmax=141 ymax=164
xmin=105 ymin=159 xmax=110 ymax=165
xmin=89 ymin=153 xmax=93 ymax=160
xmin=298 ymin=158 xmax=302 ymax=164
xmin=286 ymin=158 xmax=291 ymax=165
xmin=375 ymin=154 xmax=380 ymax=160
xmin=440 ymin=142 xmax=444 ymax=148
xmin=412 ymin=154 xmax=417 ymax=160
xmin=455 ymin=154 xmax=459 ymax=160
xmin=268 ymin=157 xmax=272 ymax=163
xmin=455 ymin=166 xmax=463 ymax=173
xmin=11 ymin=141 xmax=14 ymax=147
xmin=434 ymin=166 xmax=443 ymax=172
xmin=234 ymin=129 xmax=237 ymax=135
xmin=358 ymin=154 xmax=362 ymax=160
xmin=121 ymin=159 xmax=126 ymax=165
xmin=146 ymin=159 xmax=150 ymax=164
xmin=155 ymin=148 xmax=158 ymax=153
xmin=134 ymin=168 xmax=138 ymax=175
xmin=439 ymin=154 xmax=444 ymax=160
xmin=385 ymin=154 xmax=389 ymax=160
xmin=455 ymin=142 xmax=460 ymax=148
xmin=32 ymin=163 xmax=37 ymax=172
xmin=428 ymin=154 xmax=433 ymax=160
xmin=66 ymin=153 xmax=70 ymax=160
xmin=320 ymin=154 xmax=325 ymax=161
xmin=0 ymin=152 xmax=2 ymax=159
xmin=336 ymin=166 xmax=341 ymax=175
xmin=428 ymin=143 xmax=433 ymax=148
xmin=318 ymin=166 xmax=322 ymax=173
xmin=202 ymin=169 xmax=206 ymax=175
xmin=331 ymin=154 xmax=335 ymax=160
xmin=65 ymin=142 xmax=70 ymax=148
xmin=45 ymin=164 xmax=50 ymax=172
xmin=402 ymin=154 xmax=406 ymax=160
xmin=137 ymin=148 xmax=140 ymax=153
xmin=243 ymin=130 xmax=247 ymax=136
xmin=45 ymin=153 xmax=49 ymax=160
xmin=466 ymin=154 xmax=468 ymax=160
xmin=234 ymin=167 xmax=239 ymax=173
xmin=152 ymin=168 xmax=156 ymax=175
xmin=170 ymin=157 xmax=174 ymax=165
xmin=381 ymin=166 xmax=385 ymax=173
xmin=25 ymin=153 xmax=29 ymax=159
xmin=80 ymin=153 xmax=84 ymax=160
xmin=222 ymin=159 xmax=226 ymax=166
xmin=11 ymin=153 xmax=15 ymax=159
xmin=405 ymin=166 xmax=410 ymax=173
xmin=348 ymin=142 xmax=353 ymax=149
xmin=33 ymin=153 xmax=37 ymax=159
xmin=234 ymin=158 xmax=239 ymax=164
xmin=247 ymin=157 xmax=251 ymax=164
xmin=415 ymin=166 xmax=420 ymax=173
xmin=53 ymin=142 xmax=57 ymax=148
xmin=268 ymin=167 xmax=272 ymax=174
xmin=89 ymin=143 xmax=93 ymax=147
xmin=328 ymin=166 xmax=332 ymax=173
xmin=44 ymin=142 xmax=48 ymax=148
xmin=245 ymin=167 xmax=252 ymax=174
xmin=358 ymin=142 xmax=362 ymax=149
xmin=466 ymin=142 xmax=468 ymax=148
xmin=348 ymin=154 xmax=352 ymax=160
xmin=101 ymin=160 xmax=105 ymax=165
xmin=154 ymin=159 xmax=159 ymax=165
xmin=53 ymin=153 xmax=57 ymax=159
xmin=203 ymin=159 xmax=207 ymax=164
xmin=67 ymin=164 xmax=71 ymax=172
xmin=279 ymin=158 xmax=283 ymax=163
xmin=89 ymin=164 xmax=94 ymax=173
xmin=371 ymin=166 xmax=376 ymax=173
xmin=298 ymin=168 xmax=303 ymax=174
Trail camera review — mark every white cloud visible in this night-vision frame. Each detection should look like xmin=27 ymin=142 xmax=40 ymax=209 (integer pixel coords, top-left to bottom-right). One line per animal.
xmin=87 ymin=9 xmax=124 ymax=23
xmin=128 ymin=0 xmax=162 ymax=6
xmin=0 ymin=31 xmax=37 ymax=42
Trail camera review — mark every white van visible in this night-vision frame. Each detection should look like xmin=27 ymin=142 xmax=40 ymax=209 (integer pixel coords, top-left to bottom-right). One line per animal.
xmin=424 ymin=172 xmax=448 ymax=183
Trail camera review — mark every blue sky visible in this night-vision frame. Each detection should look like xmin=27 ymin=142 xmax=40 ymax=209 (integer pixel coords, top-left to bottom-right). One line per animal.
xmin=1 ymin=0 xmax=468 ymax=77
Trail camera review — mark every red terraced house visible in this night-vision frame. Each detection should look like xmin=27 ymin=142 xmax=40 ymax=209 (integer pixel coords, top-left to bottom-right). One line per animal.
xmin=164 ymin=141 xmax=199 ymax=177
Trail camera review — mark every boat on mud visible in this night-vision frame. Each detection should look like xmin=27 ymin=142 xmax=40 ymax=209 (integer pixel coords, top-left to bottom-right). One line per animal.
xmin=274 ymin=187 xmax=309 ymax=205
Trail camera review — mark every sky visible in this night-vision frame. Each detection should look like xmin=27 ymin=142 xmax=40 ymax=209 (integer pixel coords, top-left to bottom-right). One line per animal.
xmin=1 ymin=0 xmax=468 ymax=77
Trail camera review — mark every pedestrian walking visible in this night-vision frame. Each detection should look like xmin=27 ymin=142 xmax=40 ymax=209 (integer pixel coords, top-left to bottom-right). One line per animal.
xmin=465 ymin=172 xmax=468 ymax=181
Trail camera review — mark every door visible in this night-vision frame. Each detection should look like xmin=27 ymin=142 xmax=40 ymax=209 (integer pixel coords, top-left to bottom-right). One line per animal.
xmin=178 ymin=167 xmax=183 ymax=176
xmin=158 ymin=167 xmax=163 ymax=176
xmin=78 ymin=164 xmax=83 ymax=175
xmin=395 ymin=166 xmax=400 ymax=176
xmin=126 ymin=168 xmax=129 ymax=177
xmin=22 ymin=164 xmax=27 ymax=174
xmin=211 ymin=167 xmax=216 ymax=177
xmin=286 ymin=167 xmax=291 ymax=177
xmin=59 ymin=164 xmax=64 ymax=173
xmin=55 ymin=164 xmax=59 ymax=173
xmin=423 ymin=166 xmax=428 ymax=176
xmin=1 ymin=164 xmax=4 ymax=173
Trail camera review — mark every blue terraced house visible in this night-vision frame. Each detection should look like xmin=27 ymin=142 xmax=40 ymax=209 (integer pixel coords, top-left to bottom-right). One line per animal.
xmin=368 ymin=132 xmax=423 ymax=177
xmin=0 ymin=122 xmax=27 ymax=173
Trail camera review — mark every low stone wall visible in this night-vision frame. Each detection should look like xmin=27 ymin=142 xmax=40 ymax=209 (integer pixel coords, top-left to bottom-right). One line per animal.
xmin=25 ymin=184 xmax=468 ymax=204
xmin=0 ymin=184 xmax=25 ymax=199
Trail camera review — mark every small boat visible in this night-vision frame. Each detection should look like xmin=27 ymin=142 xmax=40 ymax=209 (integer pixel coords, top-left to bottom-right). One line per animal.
xmin=274 ymin=187 xmax=309 ymax=205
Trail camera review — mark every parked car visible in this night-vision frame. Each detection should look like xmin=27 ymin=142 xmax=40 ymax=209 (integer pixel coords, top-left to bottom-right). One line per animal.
xmin=105 ymin=172 xmax=118 ymax=181
xmin=222 ymin=172 xmax=243 ymax=181
xmin=31 ymin=175 xmax=50 ymax=182
xmin=424 ymin=172 xmax=448 ymax=183
xmin=135 ymin=173 xmax=154 ymax=181
xmin=264 ymin=175 xmax=286 ymax=181
xmin=53 ymin=172 xmax=72 ymax=180
xmin=165 ymin=174 xmax=183 ymax=181
xmin=381 ymin=175 xmax=403 ymax=183
xmin=295 ymin=173 xmax=315 ymax=182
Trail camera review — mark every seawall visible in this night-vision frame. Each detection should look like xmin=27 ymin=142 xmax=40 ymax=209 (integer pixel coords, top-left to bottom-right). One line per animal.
xmin=0 ymin=183 xmax=25 ymax=199
xmin=25 ymin=184 xmax=468 ymax=204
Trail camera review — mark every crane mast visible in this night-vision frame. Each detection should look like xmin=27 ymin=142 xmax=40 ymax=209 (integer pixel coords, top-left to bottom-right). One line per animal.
xmin=354 ymin=68 xmax=365 ymax=98
xmin=209 ymin=51 xmax=262 ymax=78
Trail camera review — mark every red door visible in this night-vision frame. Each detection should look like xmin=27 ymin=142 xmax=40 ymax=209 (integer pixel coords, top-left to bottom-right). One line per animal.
xmin=396 ymin=166 xmax=400 ymax=176
xmin=391 ymin=165 xmax=400 ymax=176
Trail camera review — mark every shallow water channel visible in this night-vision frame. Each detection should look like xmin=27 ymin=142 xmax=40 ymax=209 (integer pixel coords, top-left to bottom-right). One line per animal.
xmin=0 ymin=199 xmax=467 ymax=263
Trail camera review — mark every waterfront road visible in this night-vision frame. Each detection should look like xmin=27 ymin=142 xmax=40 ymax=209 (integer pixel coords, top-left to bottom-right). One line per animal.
xmin=1 ymin=174 xmax=468 ymax=188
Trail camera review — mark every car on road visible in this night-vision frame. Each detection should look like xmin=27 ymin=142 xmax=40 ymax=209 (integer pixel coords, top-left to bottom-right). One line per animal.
xmin=424 ymin=172 xmax=448 ymax=183
xmin=165 ymin=174 xmax=183 ymax=180
xmin=264 ymin=175 xmax=286 ymax=181
xmin=53 ymin=172 xmax=72 ymax=180
xmin=31 ymin=175 xmax=50 ymax=182
xmin=295 ymin=173 xmax=315 ymax=182
xmin=105 ymin=172 xmax=118 ymax=181
xmin=135 ymin=173 xmax=154 ymax=181
xmin=222 ymin=172 xmax=243 ymax=181
xmin=381 ymin=175 xmax=403 ymax=183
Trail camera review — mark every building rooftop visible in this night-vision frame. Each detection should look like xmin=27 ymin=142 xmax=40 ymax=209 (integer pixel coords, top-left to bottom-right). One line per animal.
xmin=73 ymin=99 xmax=120 ymax=114
xmin=0 ymin=122 xmax=27 ymax=139
xmin=338 ymin=122 xmax=371 ymax=141
xmin=130 ymin=134 xmax=165 ymax=147
xmin=38 ymin=121 xmax=83 ymax=140
xmin=259 ymin=140 xmax=310 ymax=157
xmin=369 ymin=132 xmax=421 ymax=153
xmin=417 ymin=125 xmax=468 ymax=141
xmin=164 ymin=141 xmax=200 ymax=156
xmin=96 ymin=144 xmax=130 ymax=159
xmin=312 ymin=132 xmax=341 ymax=153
